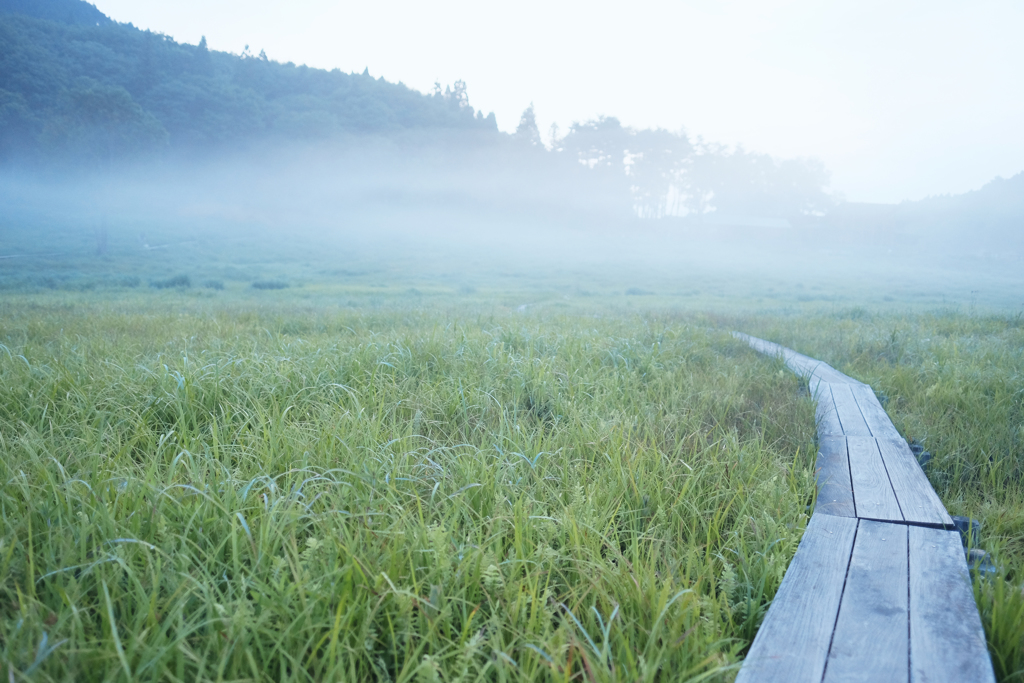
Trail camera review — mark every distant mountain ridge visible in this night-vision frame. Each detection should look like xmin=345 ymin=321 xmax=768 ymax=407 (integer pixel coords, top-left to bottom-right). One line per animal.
xmin=823 ymin=172 xmax=1024 ymax=233
xmin=911 ymin=172 xmax=1024 ymax=224
xmin=0 ymin=0 xmax=496 ymax=163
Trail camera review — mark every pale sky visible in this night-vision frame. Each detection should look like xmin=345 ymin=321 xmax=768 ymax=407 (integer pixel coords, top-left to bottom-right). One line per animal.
xmin=91 ymin=0 xmax=1024 ymax=203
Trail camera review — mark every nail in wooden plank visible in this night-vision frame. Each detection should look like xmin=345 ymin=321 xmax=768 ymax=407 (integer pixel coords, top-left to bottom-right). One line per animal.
xmin=823 ymin=520 xmax=908 ymax=683
xmin=846 ymin=436 xmax=903 ymax=522
xmin=737 ymin=514 xmax=859 ymax=683
xmin=876 ymin=438 xmax=953 ymax=527
xmin=831 ymin=383 xmax=872 ymax=436
xmin=849 ymin=384 xmax=902 ymax=439
xmin=816 ymin=436 xmax=855 ymax=518
xmin=909 ymin=526 xmax=995 ymax=683
xmin=816 ymin=384 xmax=844 ymax=437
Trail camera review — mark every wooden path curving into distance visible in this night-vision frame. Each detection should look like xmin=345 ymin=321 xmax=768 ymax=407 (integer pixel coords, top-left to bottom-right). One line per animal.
xmin=733 ymin=333 xmax=994 ymax=683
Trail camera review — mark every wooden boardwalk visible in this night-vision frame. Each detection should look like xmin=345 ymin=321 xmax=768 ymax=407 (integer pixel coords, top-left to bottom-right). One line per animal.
xmin=734 ymin=333 xmax=993 ymax=683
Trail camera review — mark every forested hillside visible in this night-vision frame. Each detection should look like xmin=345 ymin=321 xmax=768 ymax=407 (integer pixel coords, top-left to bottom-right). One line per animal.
xmin=0 ymin=0 xmax=495 ymax=163
xmin=0 ymin=0 xmax=848 ymax=221
xmin=902 ymin=172 xmax=1024 ymax=233
xmin=0 ymin=0 xmax=109 ymax=26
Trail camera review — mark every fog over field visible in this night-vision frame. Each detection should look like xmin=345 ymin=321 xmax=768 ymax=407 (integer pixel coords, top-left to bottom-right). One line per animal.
xmin=2 ymin=0 xmax=1023 ymax=310
xmin=2 ymin=145 xmax=1022 ymax=311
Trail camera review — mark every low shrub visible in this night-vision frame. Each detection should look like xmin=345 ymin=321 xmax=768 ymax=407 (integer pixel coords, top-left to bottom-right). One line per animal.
xmin=150 ymin=274 xmax=191 ymax=289
xmin=251 ymin=280 xmax=288 ymax=290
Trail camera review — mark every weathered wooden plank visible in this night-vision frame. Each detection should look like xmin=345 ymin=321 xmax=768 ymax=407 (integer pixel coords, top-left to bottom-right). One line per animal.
xmin=816 ymin=384 xmax=845 ymax=437
xmin=877 ymin=438 xmax=953 ymax=527
xmin=812 ymin=362 xmax=860 ymax=385
xmin=848 ymin=384 xmax=901 ymax=439
xmin=737 ymin=514 xmax=859 ymax=683
xmin=823 ymin=520 xmax=908 ymax=683
xmin=807 ymin=365 xmax=841 ymax=397
xmin=734 ymin=333 xmax=857 ymax=386
xmin=909 ymin=526 xmax=995 ymax=683
xmin=733 ymin=332 xmax=761 ymax=350
xmin=785 ymin=351 xmax=822 ymax=377
xmin=735 ymin=332 xmax=781 ymax=358
xmin=790 ymin=359 xmax=822 ymax=379
xmin=737 ymin=334 xmax=789 ymax=365
xmin=830 ymin=383 xmax=872 ymax=436
xmin=846 ymin=436 xmax=903 ymax=522
xmin=816 ymin=436 xmax=855 ymax=518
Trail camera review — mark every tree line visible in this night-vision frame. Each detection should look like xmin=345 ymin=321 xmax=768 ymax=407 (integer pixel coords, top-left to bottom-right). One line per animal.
xmin=0 ymin=0 xmax=835 ymax=221
xmin=513 ymin=110 xmax=834 ymax=220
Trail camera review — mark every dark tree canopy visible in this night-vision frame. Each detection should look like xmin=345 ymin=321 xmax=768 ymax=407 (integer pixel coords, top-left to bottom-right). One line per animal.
xmin=0 ymin=0 xmax=110 ymax=27
xmin=0 ymin=0 xmax=497 ymax=163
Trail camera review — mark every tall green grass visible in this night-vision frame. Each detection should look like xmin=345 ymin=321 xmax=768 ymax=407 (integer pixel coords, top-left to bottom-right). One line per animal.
xmin=0 ymin=302 xmax=816 ymax=682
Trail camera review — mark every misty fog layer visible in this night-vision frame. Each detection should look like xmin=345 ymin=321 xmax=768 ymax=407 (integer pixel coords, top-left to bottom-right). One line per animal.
xmin=1 ymin=0 xmax=1022 ymax=311
xmin=2 ymin=139 xmax=1021 ymax=312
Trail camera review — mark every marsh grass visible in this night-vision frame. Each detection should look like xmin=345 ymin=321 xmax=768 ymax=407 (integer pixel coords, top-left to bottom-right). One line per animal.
xmin=0 ymin=302 xmax=817 ymax=682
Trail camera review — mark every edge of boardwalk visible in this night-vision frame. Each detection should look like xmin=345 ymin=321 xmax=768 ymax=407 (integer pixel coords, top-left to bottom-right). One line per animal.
xmin=732 ymin=332 xmax=994 ymax=683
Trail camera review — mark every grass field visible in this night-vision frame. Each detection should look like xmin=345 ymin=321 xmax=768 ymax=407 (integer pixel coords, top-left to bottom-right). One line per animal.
xmin=0 ymin=296 xmax=823 ymax=682
xmin=1 ymin=213 xmax=1023 ymax=681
